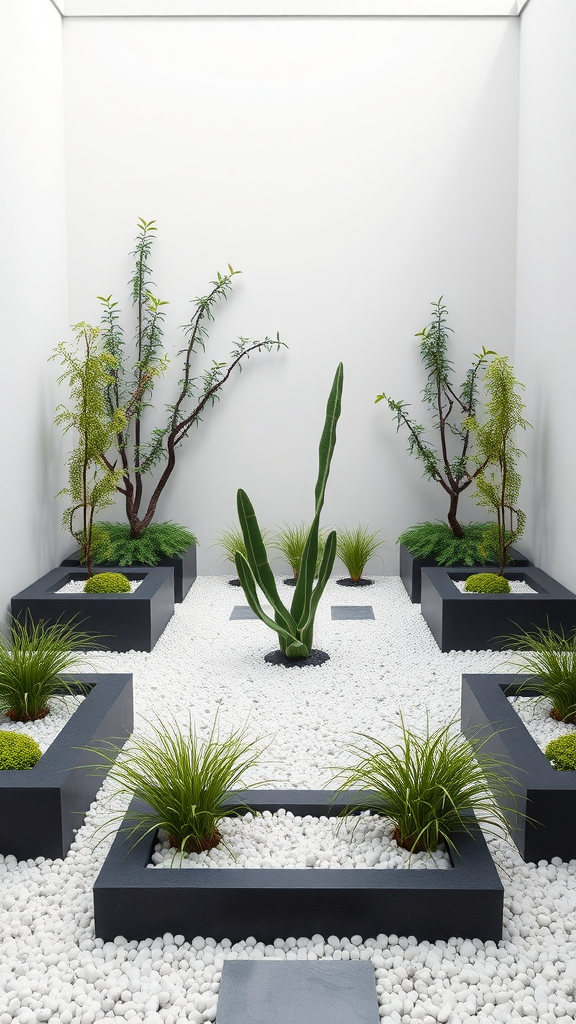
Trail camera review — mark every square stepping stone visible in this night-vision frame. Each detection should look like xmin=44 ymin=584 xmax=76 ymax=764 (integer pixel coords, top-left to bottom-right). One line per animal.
xmin=331 ymin=605 xmax=375 ymax=620
xmin=230 ymin=605 xmax=272 ymax=620
xmin=216 ymin=960 xmax=380 ymax=1024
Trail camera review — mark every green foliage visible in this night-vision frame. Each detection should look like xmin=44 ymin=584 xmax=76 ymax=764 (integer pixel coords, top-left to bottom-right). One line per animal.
xmin=271 ymin=523 xmax=327 ymax=580
xmin=0 ymin=616 xmax=94 ymax=722
xmin=332 ymin=717 xmax=517 ymax=854
xmin=53 ymin=323 xmax=127 ymax=576
xmin=214 ymin=525 xmax=270 ymax=566
xmin=464 ymin=573 xmax=511 ymax=594
xmin=235 ymin=364 xmax=343 ymax=659
xmin=545 ymin=734 xmax=576 ymax=772
xmin=504 ymin=625 xmax=576 ymax=724
xmin=336 ymin=525 xmax=383 ymax=582
xmin=91 ymin=521 xmax=196 ymax=566
xmin=468 ymin=356 xmax=530 ymax=574
xmin=88 ymin=717 xmax=268 ymax=855
xmin=375 ymin=299 xmax=495 ymax=536
xmin=83 ymin=572 xmax=131 ymax=594
xmin=0 ymin=732 xmax=42 ymax=770
xmin=99 ymin=219 xmax=285 ymax=539
xmin=399 ymin=521 xmax=498 ymax=567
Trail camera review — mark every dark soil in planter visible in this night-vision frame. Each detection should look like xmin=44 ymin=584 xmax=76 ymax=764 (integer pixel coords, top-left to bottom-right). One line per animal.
xmin=264 ymin=649 xmax=330 ymax=668
xmin=283 ymin=578 xmax=297 ymax=587
xmin=335 ymin=578 xmax=374 ymax=587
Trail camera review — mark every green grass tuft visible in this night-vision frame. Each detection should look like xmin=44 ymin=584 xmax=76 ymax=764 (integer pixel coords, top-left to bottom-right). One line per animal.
xmin=91 ymin=522 xmax=197 ymax=567
xmin=331 ymin=717 xmax=517 ymax=854
xmin=336 ymin=525 xmax=383 ymax=582
xmin=545 ymin=734 xmax=576 ymax=771
xmin=504 ymin=625 xmax=576 ymax=724
xmin=464 ymin=573 xmax=511 ymax=594
xmin=0 ymin=615 xmax=94 ymax=722
xmin=271 ymin=523 xmax=327 ymax=579
xmin=0 ymin=731 xmax=42 ymax=770
xmin=399 ymin=521 xmax=497 ymax=566
xmin=214 ymin=525 xmax=270 ymax=566
xmin=87 ymin=718 xmax=269 ymax=857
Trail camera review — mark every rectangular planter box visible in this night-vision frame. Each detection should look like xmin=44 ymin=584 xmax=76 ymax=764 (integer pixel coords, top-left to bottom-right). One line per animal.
xmin=12 ymin=567 xmax=175 ymax=653
xmin=420 ymin=566 xmax=576 ymax=652
xmin=93 ymin=790 xmax=503 ymax=944
xmin=0 ymin=673 xmax=133 ymax=860
xmin=61 ymin=543 xmax=197 ymax=604
xmin=461 ymin=674 xmax=576 ymax=863
xmin=400 ymin=543 xmax=531 ymax=604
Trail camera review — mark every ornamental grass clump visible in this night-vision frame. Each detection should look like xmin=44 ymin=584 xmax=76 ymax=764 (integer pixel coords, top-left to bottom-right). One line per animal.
xmin=89 ymin=718 xmax=268 ymax=856
xmin=272 ymin=523 xmax=327 ymax=581
xmin=504 ymin=625 xmax=576 ymax=724
xmin=0 ymin=732 xmax=42 ymax=770
xmin=336 ymin=525 xmax=383 ymax=582
xmin=545 ymin=734 xmax=576 ymax=772
xmin=0 ymin=616 xmax=94 ymax=722
xmin=332 ymin=717 xmax=517 ymax=855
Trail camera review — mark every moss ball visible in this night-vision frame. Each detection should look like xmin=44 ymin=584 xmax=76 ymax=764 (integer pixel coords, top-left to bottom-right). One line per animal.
xmin=84 ymin=572 xmax=132 ymax=594
xmin=463 ymin=573 xmax=511 ymax=594
xmin=545 ymin=733 xmax=576 ymax=771
xmin=0 ymin=731 xmax=42 ymax=770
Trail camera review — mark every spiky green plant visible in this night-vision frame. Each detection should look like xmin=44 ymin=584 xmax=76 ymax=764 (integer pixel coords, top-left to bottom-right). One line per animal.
xmin=88 ymin=718 xmax=268 ymax=855
xmin=271 ymin=523 xmax=327 ymax=580
xmin=399 ymin=521 xmax=496 ymax=567
xmin=467 ymin=356 xmax=530 ymax=574
xmin=235 ymin=364 xmax=343 ymax=659
xmin=336 ymin=525 xmax=383 ymax=582
xmin=215 ymin=525 xmax=270 ymax=566
xmin=504 ymin=625 xmax=576 ymax=723
xmin=53 ymin=323 xmax=127 ymax=576
xmin=0 ymin=616 xmax=95 ymax=722
xmin=375 ymin=299 xmax=495 ymax=538
xmin=91 ymin=521 xmax=197 ymax=566
xmin=331 ymin=717 xmax=518 ymax=854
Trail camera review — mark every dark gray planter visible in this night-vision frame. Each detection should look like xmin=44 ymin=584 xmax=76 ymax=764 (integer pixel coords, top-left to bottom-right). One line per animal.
xmin=61 ymin=543 xmax=197 ymax=604
xmin=400 ymin=543 xmax=531 ymax=604
xmin=0 ymin=673 xmax=133 ymax=860
xmin=461 ymin=673 xmax=576 ymax=863
xmin=420 ymin=566 xmax=576 ymax=652
xmin=12 ymin=567 xmax=175 ymax=652
xmin=93 ymin=790 xmax=503 ymax=943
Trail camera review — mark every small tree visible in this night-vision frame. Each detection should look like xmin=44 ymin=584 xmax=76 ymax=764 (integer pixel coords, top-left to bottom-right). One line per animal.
xmin=468 ymin=356 xmax=530 ymax=574
xmin=54 ymin=324 xmax=128 ymax=576
xmin=376 ymin=299 xmax=495 ymax=538
xmin=98 ymin=218 xmax=284 ymax=540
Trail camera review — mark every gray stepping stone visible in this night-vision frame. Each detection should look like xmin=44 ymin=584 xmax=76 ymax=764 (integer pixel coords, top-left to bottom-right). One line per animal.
xmin=230 ymin=606 xmax=272 ymax=620
xmin=216 ymin=960 xmax=379 ymax=1024
xmin=331 ymin=605 xmax=375 ymax=620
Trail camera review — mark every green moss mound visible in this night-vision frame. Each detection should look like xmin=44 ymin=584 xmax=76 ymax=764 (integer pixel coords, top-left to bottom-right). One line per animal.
xmin=0 ymin=731 xmax=42 ymax=770
xmin=84 ymin=572 xmax=132 ymax=594
xmin=545 ymin=734 xmax=576 ymax=771
xmin=399 ymin=521 xmax=501 ymax=567
xmin=90 ymin=522 xmax=197 ymax=567
xmin=464 ymin=573 xmax=511 ymax=594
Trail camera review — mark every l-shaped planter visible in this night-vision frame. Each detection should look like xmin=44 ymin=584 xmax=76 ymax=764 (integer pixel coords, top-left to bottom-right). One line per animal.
xmin=0 ymin=672 xmax=133 ymax=860
xmin=12 ymin=567 xmax=175 ymax=652
xmin=93 ymin=790 xmax=503 ymax=943
xmin=400 ymin=543 xmax=531 ymax=604
xmin=61 ymin=542 xmax=197 ymax=605
xmin=461 ymin=673 xmax=576 ymax=863
xmin=420 ymin=566 xmax=576 ymax=652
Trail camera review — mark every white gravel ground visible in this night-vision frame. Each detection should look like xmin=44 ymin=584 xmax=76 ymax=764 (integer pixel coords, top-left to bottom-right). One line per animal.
xmin=0 ymin=695 xmax=85 ymax=754
xmin=453 ymin=580 xmax=537 ymax=595
xmin=149 ymin=809 xmax=451 ymax=870
xmin=1 ymin=575 xmax=576 ymax=1024
xmin=57 ymin=580 xmax=143 ymax=594
xmin=508 ymin=696 xmax=576 ymax=757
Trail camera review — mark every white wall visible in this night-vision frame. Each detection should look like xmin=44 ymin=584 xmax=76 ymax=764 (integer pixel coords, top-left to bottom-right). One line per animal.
xmin=0 ymin=0 xmax=70 ymax=614
xmin=61 ymin=15 xmax=520 ymax=575
xmin=515 ymin=0 xmax=576 ymax=590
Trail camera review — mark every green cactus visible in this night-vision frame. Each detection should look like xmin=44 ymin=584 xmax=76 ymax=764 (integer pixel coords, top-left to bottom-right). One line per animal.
xmin=235 ymin=364 xmax=344 ymax=659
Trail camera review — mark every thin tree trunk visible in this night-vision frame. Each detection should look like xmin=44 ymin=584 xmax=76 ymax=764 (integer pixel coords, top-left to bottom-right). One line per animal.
xmin=447 ymin=492 xmax=464 ymax=538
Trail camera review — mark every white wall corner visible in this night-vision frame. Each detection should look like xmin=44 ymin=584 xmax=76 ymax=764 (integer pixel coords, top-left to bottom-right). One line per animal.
xmin=48 ymin=0 xmax=66 ymax=13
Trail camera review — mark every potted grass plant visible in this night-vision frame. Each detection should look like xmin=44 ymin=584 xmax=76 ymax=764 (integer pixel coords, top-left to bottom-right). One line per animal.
xmin=271 ymin=524 xmax=328 ymax=586
xmin=336 ymin=525 xmax=383 ymax=587
xmin=375 ymin=299 xmax=529 ymax=602
xmin=214 ymin=525 xmax=270 ymax=586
